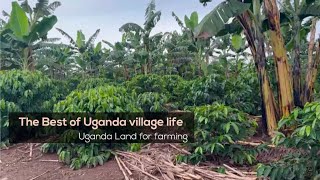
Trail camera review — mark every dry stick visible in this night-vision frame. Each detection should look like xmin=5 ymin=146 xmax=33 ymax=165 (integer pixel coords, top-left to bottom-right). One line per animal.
xmin=29 ymin=166 xmax=60 ymax=180
xmin=223 ymin=164 xmax=245 ymax=177
xmin=169 ymin=144 xmax=191 ymax=155
xmin=39 ymin=160 xmax=59 ymax=162
xmin=29 ymin=143 xmax=33 ymax=157
xmin=236 ymin=141 xmax=275 ymax=148
xmin=118 ymin=157 xmax=133 ymax=176
xmin=115 ymin=156 xmax=129 ymax=180
xmin=126 ymin=161 xmax=160 ymax=180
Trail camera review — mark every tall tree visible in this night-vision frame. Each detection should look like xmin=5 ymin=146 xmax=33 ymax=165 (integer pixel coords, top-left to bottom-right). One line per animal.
xmin=0 ymin=1 xmax=59 ymax=71
xmin=196 ymin=0 xmax=320 ymax=135
xmin=56 ymin=28 xmax=102 ymax=77
xmin=196 ymin=0 xmax=279 ymax=135
xmin=119 ymin=0 xmax=161 ymax=74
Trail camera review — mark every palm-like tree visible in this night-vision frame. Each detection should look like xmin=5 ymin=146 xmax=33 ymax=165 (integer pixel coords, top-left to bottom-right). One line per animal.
xmin=119 ymin=0 xmax=161 ymax=74
xmin=196 ymin=0 xmax=320 ymax=135
xmin=56 ymin=28 xmax=102 ymax=77
xmin=0 ymin=1 xmax=61 ymax=71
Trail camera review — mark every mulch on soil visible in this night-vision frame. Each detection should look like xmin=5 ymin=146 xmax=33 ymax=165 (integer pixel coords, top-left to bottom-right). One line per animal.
xmin=0 ymin=144 xmax=123 ymax=180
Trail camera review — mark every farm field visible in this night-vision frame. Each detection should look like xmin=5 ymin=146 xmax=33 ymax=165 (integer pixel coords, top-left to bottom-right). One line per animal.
xmin=1 ymin=0 xmax=320 ymax=179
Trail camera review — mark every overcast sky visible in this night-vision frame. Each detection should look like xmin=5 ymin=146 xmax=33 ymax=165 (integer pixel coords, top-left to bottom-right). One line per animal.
xmin=1 ymin=0 xmax=319 ymax=45
xmin=1 ymin=0 xmax=221 ymax=44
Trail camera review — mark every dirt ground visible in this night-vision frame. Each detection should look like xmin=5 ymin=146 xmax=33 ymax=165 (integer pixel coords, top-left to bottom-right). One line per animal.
xmin=0 ymin=144 xmax=124 ymax=180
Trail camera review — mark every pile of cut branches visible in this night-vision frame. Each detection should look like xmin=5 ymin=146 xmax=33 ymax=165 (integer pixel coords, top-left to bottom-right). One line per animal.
xmin=115 ymin=144 xmax=256 ymax=180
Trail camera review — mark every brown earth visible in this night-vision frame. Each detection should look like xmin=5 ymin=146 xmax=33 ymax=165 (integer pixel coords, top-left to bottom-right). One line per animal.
xmin=0 ymin=144 xmax=124 ymax=180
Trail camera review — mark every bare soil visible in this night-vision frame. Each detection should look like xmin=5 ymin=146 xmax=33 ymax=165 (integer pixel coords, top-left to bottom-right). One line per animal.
xmin=0 ymin=144 xmax=124 ymax=180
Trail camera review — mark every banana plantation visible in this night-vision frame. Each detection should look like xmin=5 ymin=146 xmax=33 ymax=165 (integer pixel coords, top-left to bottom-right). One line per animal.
xmin=1 ymin=0 xmax=320 ymax=179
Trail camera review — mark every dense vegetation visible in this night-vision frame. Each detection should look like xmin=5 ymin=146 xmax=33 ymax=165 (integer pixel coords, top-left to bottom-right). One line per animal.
xmin=1 ymin=0 xmax=320 ymax=178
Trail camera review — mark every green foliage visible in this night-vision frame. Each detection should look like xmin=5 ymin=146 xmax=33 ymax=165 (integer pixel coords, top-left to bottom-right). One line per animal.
xmin=161 ymin=75 xmax=184 ymax=101
xmin=0 ymin=100 xmax=20 ymax=143
xmin=187 ymin=74 xmax=226 ymax=106
xmin=54 ymin=85 xmax=141 ymax=112
xmin=0 ymin=70 xmax=57 ymax=112
xmin=224 ymin=70 xmax=261 ymax=115
xmin=76 ymin=78 xmax=110 ymax=90
xmin=172 ymin=79 xmax=195 ymax=108
xmin=126 ymin=74 xmax=167 ymax=94
xmin=137 ymin=92 xmax=168 ymax=112
xmin=257 ymin=102 xmax=320 ymax=179
xmin=179 ymin=104 xmax=258 ymax=164
xmin=42 ymin=143 xmax=112 ymax=170
xmin=195 ymin=0 xmax=250 ymax=38
xmin=231 ymin=34 xmax=243 ymax=51
xmin=185 ymin=11 xmax=198 ymax=31
xmin=9 ymin=2 xmax=29 ymax=38
xmin=45 ymin=85 xmax=142 ymax=169
xmin=173 ymin=70 xmax=260 ymax=115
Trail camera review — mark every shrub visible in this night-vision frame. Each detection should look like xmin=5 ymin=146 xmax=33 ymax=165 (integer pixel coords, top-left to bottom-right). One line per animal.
xmin=42 ymin=85 xmax=142 ymax=169
xmin=0 ymin=70 xmax=57 ymax=112
xmin=54 ymin=85 xmax=141 ymax=112
xmin=162 ymin=75 xmax=184 ymax=101
xmin=137 ymin=92 xmax=168 ymax=112
xmin=174 ymin=73 xmax=260 ymax=115
xmin=172 ymin=79 xmax=195 ymax=108
xmin=0 ymin=100 xmax=20 ymax=146
xmin=178 ymin=104 xmax=258 ymax=164
xmin=188 ymin=74 xmax=226 ymax=106
xmin=76 ymin=78 xmax=111 ymax=90
xmin=257 ymin=102 xmax=320 ymax=180
xmin=126 ymin=74 xmax=167 ymax=94
xmin=224 ymin=71 xmax=261 ymax=115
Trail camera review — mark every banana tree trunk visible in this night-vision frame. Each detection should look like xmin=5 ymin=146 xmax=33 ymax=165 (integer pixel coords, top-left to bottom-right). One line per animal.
xmin=237 ymin=12 xmax=279 ymax=136
xmin=264 ymin=0 xmax=294 ymax=117
xmin=124 ymin=64 xmax=129 ymax=80
xmin=292 ymin=16 xmax=302 ymax=107
xmin=23 ymin=47 xmax=35 ymax=71
xmin=257 ymin=41 xmax=279 ymax=136
xmin=303 ymin=40 xmax=320 ymax=103
xmin=302 ymin=18 xmax=319 ymax=104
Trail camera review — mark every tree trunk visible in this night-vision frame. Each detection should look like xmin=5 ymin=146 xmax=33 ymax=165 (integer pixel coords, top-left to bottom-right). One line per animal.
xmin=264 ymin=0 xmax=294 ymax=117
xmin=292 ymin=17 xmax=302 ymax=107
xmin=124 ymin=64 xmax=129 ymax=80
xmin=303 ymin=40 xmax=320 ymax=103
xmin=24 ymin=47 xmax=35 ymax=71
xmin=256 ymin=36 xmax=279 ymax=136
xmin=237 ymin=12 xmax=279 ymax=136
xmin=302 ymin=18 xmax=319 ymax=104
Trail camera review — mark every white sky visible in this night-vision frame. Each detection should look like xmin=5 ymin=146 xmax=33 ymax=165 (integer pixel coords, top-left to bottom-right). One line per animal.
xmin=1 ymin=0 xmax=218 ymax=44
xmin=1 ymin=0 xmax=319 ymax=45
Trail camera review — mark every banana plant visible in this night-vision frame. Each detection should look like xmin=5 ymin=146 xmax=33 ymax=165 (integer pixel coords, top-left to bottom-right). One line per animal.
xmin=119 ymin=0 xmax=161 ymax=74
xmin=196 ymin=0 xmax=320 ymax=136
xmin=0 ymin=1 xmax=59 ymax=71
xmin=279 ymin=0 xmax=320 ymax=105
xmin=56 ymin=28 xmax=102 ymax=77
xmin=196 ymin=0 xmax=279 ymax=136
xmin=172 ymin=11 xmax=211 ymax=77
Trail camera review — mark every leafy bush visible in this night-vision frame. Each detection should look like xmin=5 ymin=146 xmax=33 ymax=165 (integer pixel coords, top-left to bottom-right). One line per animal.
xmin=0 ymin=70 xmax=57 ymax=112
xmin=42 ymin=85 xmax=142 ymax=169
xmin=178 ymin=104 xmax=258 ymax=164
xmin=54 ymin=85 xmax=141 ymax=112
xmin=137 ymin=92 xmax=168 ymax=112
xmin=0 ymin=100 xmax=20 ymax=146
xmin=257 ymin=102 xmax=320 ymax=180
xmin=174 ymin=73 xmax=260 ymax=115
xmin=187 ymin=74 xmax=226 ymax=106
xmin=126 ymin=74 xmax=167 ymax=94
xmin=162 ymin=75 xmax=184 ymax=101
xmin=172 ymin=79 xmax=195 ymax=108
xmin=224 ymin=70 xmax=260 ymax=115
xmin=76 ymin=78 xmax=111 ymax=90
